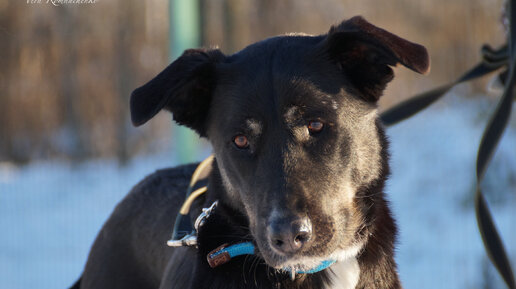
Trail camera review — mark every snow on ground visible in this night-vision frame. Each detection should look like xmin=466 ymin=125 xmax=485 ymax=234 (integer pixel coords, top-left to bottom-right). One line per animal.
xmin=0 ymin=95 xmax=514 ymax=289
xmin=387 ymin=96 xmax=516 ymax=288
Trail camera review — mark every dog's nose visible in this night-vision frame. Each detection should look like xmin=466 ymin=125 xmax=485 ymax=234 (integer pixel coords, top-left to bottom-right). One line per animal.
xmin=267 ymin=215 xmax=312 ymax=254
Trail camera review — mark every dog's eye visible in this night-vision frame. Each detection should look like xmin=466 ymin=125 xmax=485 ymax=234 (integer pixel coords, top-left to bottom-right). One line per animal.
xmin=233 ymin=135 xmax=249 ymax=149
xmin=307 ymin=121 xmax=324 ymax=134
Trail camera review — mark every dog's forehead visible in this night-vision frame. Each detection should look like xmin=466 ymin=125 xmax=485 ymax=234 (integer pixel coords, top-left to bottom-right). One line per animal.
xmin=213 ymin=75 xmax=342 ymax=129
xmin=225 ymin=35 xmax=327 ymax=83
xmin=231 ymin=34 xmax=322 ymax=61
xmin=213 ymin=35 xmax=354 ymax=124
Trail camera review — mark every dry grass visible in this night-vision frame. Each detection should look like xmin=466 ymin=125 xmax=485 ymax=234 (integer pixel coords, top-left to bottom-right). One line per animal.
xmin=0 ymin=0 xmax=506 ymax=162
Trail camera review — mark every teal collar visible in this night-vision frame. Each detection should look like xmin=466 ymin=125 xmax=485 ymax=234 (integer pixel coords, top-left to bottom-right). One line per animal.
xmin=207 ymin=241 xmax=336 ymax=279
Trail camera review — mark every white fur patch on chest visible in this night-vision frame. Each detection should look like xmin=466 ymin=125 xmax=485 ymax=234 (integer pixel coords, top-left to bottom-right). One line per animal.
xmin=328 ymin=257 xmax=360 ymax=289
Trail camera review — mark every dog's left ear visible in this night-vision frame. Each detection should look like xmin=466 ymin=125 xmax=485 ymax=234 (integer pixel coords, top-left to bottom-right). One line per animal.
xmin=324 ymin=16 xmax=430 ymax=102
xmin=130 ymin=48 xmax=225 ymax=137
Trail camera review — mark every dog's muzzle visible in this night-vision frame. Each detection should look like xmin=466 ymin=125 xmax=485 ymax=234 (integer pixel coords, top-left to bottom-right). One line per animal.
xmin=166 ymin=156 xmax=336 ymax=280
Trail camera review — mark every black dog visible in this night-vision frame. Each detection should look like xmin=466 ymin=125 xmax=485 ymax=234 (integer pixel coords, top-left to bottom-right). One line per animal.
xmin=74 ymin=16 xmax=429 ymax=289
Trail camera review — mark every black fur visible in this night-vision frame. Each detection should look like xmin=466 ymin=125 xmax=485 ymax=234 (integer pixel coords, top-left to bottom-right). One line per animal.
xmin=69 ymin=278 xmax=81 ymax=289
xmin=353 ymin=121 xmax=401 ymax=289
xmin=76 ymin=16 xmax=429 ymax=289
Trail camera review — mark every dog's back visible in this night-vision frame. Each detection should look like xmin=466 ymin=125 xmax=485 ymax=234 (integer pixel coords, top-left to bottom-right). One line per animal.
xmin=80 ymin=165 xmax=198 ymax=289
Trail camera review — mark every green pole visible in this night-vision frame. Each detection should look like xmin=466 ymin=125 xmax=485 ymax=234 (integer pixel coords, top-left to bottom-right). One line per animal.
xmin=169 ymin=0 xmax=200 ymax=163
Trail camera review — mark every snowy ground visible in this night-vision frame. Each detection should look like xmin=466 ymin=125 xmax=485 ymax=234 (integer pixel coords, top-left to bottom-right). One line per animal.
xmin=0 ymin=95 xmax=515 ymax=289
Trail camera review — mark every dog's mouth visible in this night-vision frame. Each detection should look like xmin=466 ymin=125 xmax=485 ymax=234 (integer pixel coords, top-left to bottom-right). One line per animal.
xmin=255 ymin=240 xmax=365 ymax=272
xmin=269 ymin=256 xmax=335 ymax=273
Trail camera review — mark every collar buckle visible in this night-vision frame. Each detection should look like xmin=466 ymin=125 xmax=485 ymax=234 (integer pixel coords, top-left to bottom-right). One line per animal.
xmin=194 ymin=201 xmax=218 ymax=231
xmin=166 ymin=234 xmax=197 ymax=247
xmin=167 ymin=201 xmax=218 ymax=248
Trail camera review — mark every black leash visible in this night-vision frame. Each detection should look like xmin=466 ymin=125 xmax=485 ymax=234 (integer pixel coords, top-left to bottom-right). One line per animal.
xmin=473 ymin=1 xmax=516 ymax=288
xmin=380 ymin=45 xmax=507 ymax=126
xmin=380 ymin=2 xmax=516 ymax=287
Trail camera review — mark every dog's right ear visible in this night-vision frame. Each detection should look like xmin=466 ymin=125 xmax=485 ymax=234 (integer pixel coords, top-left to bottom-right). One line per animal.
xmin=130 ymin=48 xmax=225 ymax=136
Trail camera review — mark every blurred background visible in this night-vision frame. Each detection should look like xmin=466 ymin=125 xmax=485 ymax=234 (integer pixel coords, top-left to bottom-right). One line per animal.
xmin=0 ymin=0 xmax=515 ymax=288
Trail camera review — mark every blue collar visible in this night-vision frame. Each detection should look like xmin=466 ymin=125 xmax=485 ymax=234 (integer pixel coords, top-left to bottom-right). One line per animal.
xmin=207 ymin=241 xmax=336 ymax=276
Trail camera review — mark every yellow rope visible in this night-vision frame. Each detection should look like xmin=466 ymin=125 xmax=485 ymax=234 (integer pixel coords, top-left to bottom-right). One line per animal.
xmin=179 ymin=155 xmax=214 ymax=215
xmin=179 ymin=186 xmax=208 ymax=215
xmin=188 ymin=155 xmax=214 ymax=189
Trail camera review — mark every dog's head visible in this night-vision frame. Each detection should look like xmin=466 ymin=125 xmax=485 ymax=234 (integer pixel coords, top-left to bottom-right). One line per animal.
xmin=130 ymin=17 xmax=429 ymax=271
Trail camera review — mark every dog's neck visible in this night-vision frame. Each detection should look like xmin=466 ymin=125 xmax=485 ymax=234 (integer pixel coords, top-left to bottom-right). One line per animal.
xmin=352 ymin=123 xmax=402 ymax=289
